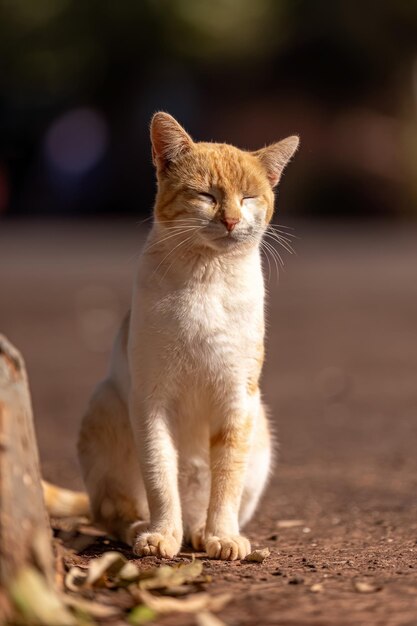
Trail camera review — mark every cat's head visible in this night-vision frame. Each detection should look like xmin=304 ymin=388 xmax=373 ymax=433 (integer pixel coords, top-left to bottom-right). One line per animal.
xmin=150 ymin=112 xmax=299 ymax=253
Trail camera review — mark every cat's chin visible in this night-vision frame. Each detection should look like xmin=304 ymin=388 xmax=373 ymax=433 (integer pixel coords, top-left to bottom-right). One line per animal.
xmin=202 ymin=232 xmax=260 ymax=255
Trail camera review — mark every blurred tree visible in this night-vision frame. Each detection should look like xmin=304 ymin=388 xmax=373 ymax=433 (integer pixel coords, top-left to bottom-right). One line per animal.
xmin=0 ymin=0 xmax=416 ymax=217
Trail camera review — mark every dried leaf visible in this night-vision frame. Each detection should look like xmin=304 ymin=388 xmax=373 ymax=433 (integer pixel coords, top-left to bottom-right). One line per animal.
xmin=353 ymin=580 xmax=382 ymax=593
xmin=63 ymin=594 xmax=122 ymax=618
xmin=9 ymin=566 xmax=76 ymax=626
xmin=244 ymin=548 xmax=270 ymax=563
xmin=196 ymin=611 xmax=227 ymax=626
xmin=119 ymin=561 xmax=141 ymax=583
xmin=276 ymin=520 xmax=305 ymax=528
xmin=207 ymin=594 xmax=232 ymax=613
xmin=138 ymin=559 xmax=203 ymax=590
xmin=128 ymin=604 xmax=157 ymax=625
xmin=86 ymin=551 xmax=127 ymax=586
xmin=65 ymin=566 xmax=89 ymax=592
xmin=137 ymin=589 xmax=230 ymax=615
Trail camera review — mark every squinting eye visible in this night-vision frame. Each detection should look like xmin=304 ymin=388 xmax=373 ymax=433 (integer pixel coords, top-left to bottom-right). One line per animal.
xmin=197 ymin=192 xmax=216 ymax=204
xmin=242 ymin=196 xmax=257 ymax=202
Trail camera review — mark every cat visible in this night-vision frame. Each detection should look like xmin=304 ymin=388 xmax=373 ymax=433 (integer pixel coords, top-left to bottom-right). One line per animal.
xmin=64 ymin=112 xmax=299 ymax=560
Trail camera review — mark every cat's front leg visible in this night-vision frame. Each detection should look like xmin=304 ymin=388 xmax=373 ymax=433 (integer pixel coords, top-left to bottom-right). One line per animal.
xmin=129 ymin=395 xmax=182 ymax=558
xmin=205 ymin=408 xmax=253 ymax=561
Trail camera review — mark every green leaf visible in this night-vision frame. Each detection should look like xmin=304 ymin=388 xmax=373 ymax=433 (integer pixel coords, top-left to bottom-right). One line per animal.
xmin=128 ymin=604 xmax=157 ymax=625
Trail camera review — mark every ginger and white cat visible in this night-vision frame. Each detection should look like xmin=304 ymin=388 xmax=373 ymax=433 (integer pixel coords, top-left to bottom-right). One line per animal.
xmin=75 ymin=113 xmax=298 ymax=560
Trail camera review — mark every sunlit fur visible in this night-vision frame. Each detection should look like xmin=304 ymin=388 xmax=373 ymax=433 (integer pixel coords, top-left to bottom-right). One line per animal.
xmin=77 ymin=113 xmax=299 ymax=560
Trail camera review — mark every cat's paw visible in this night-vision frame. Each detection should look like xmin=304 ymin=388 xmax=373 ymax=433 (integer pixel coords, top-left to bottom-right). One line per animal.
xmin=205 ymin=535 xmax=251 ymax=560
xmin=133 ymin=532 xmax=180 ymax=559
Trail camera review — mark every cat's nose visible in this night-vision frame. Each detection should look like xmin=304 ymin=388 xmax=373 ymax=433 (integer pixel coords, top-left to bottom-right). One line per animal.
xmin=221 ymin=216 xmax=240 ymax=232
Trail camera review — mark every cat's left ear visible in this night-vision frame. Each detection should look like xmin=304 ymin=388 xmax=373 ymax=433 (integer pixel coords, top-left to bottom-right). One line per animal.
xmin=150 ymin=112 xmax=193 ymax=171
xmin=254 ymin=136 xmax=299 ymax=188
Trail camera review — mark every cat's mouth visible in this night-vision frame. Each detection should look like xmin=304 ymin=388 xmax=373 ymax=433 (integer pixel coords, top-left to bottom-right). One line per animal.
xmin=205 ymin=230 xmax=253 ymax=252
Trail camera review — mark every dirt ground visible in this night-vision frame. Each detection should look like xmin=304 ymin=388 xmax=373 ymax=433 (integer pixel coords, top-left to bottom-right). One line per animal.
xmin=1 ymin=220 xmax=417 ymax=625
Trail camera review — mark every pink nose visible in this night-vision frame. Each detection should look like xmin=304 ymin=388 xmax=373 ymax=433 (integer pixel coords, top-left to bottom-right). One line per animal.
xmin=221 ymin=217 xmax=240 ymax=232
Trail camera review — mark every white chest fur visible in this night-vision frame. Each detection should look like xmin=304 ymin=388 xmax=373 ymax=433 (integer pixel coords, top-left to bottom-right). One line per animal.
xmin=128 ymin=242 xmax=265 ymax=395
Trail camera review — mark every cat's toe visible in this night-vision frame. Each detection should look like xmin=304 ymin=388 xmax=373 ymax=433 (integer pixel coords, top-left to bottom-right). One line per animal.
xmin=205 ymin=535 xmax=251 ymax=560
xmin=133 ymin=532 xmax=180 ymax=559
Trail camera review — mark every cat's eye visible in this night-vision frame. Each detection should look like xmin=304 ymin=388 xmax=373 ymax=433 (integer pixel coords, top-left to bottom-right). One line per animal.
xmin=197 ymin=192 xmax=216 ymax=204
xmin=242 ymin=196 xmax=257 ymax=202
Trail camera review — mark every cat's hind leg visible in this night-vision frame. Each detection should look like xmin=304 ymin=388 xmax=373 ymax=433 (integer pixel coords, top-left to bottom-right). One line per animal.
xmin=77 ymin=379 xmax=149 ymax=545
xmin=239 ymin=403 xmax=272 ymax=528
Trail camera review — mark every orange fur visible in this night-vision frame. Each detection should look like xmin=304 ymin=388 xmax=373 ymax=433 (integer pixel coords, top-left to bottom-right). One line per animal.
xmin=73 ymin=112 xmax=299 ymax=560
xmin=42 ymin=480 xmax=90 ymax=517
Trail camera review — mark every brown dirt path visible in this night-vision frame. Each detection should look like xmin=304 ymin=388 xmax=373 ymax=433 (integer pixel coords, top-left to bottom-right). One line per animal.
xmin=1 ymin=220 xmax=417 ymax=625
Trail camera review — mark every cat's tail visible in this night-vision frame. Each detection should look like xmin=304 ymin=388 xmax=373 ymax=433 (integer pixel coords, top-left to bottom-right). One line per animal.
xmin=42 ymin=480 xmax=90 ymax=517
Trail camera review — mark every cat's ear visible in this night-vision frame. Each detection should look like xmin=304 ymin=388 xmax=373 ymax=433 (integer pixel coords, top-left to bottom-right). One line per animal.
xmin=254 ymin=136 xmax=299 ymax=188
xmin=150 ymin=112 xmax=193 ymax=170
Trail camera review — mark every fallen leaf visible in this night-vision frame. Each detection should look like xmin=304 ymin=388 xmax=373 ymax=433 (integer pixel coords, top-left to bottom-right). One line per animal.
xmin=65 ymin=566 xmax=89 ymax=592
xmin=119 ymin=561 xmax=141 ymax=583
xmin=196 ymin=611 xmax=227 ymax=626
xmin=87 ymin=551 xmax=127 ymax=586
xmin=276 ymin=520 xmax=305 ymax=528
xmin=200 ymin=593 xmax=232 ymax=613
xmin=128 ymin=604 xmax=157 ymax=625
xmin=63 ymin=594 xmax=122 ymax=618
xmin=9 ymin=567 xmax=76 ymax=626
xmin=159 ymin=584 xmax=200 ymax=597
xmin=138 ymin=559 xmax=203 ymax=590
xmin=137 ymin=589 xmax=231 ymax=615
xmin=244 ymin=548 xmax=270 ymax=562
xmin=353 ymin=580 xmax=382 ymax=594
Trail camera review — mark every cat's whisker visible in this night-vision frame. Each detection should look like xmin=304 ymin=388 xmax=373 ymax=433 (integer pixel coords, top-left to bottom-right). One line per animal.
xmin=151 ymin=231 xmax=202 ymax=280
xmin=145 ymin=227 xmax=201 ymax=252
xmin=260 ymin=239 xmax=281 ymax=283
xmin=155 ymin=218 xmax=208 ymax=226
xmin=155 ymin=232 xmax=200 ymax=281
xmin=265 ymin=231 xmax=296 ymax=255
xmin=270 ymin=222 xmax=296 ymax=231
xmin=263 ymin=237 xmax=284 ymax=268
xmin=266 ymin=225 xmax=297 ymax=249
xmin=268 ymin=224 xmax=299 ymax=239
xmin=161 ymin=235 xmax=199 ymax=281
xmin=136 ymin=215 xmax=154 ymax=227
xmin=258 ymin=239 xmax=272 ymax=282
xmin=268 ymin=229 xmax=295 ymax=245
xmin=158 ymin=225 xmax=205 ymax=234
xmin=266 ymin=239 xmax=284 ymax=268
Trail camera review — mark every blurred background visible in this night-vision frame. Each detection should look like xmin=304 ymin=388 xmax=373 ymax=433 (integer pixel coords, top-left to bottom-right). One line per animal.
xmin=1 ymin=0 xmax=417 ymax=219
xmin=0 ymin=0 xmax=416 ymax=521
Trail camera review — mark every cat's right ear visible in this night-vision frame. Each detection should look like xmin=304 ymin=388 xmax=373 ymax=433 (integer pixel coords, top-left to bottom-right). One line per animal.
xmin=150 ymin=112 xmax=193 ymax=171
